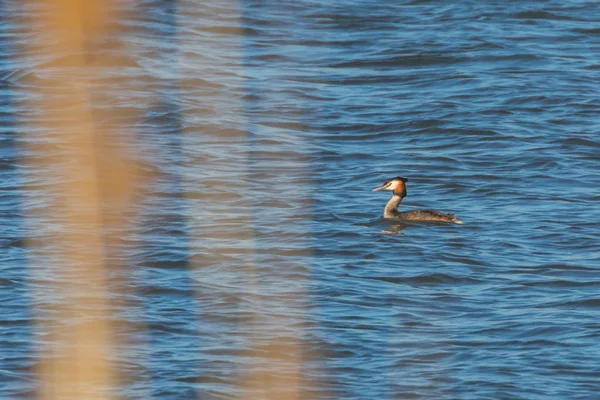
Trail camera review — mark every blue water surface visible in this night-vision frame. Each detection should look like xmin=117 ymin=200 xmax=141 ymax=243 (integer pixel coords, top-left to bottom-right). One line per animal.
xmin=1 ymin=0 xmax=600 ymax=399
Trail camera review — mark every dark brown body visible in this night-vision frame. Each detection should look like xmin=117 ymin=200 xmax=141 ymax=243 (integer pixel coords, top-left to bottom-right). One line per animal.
xmin=391 ymin=209 xmax=457 ymax=223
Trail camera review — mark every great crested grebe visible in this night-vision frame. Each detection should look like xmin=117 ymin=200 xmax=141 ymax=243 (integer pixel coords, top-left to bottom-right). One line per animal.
xmin=372 ymin=176 xmax=463 ymax=224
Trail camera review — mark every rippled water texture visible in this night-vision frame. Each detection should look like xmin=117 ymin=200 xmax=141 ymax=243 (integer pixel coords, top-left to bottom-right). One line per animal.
xmin=2 ymin=0 xmax=600 ymax=398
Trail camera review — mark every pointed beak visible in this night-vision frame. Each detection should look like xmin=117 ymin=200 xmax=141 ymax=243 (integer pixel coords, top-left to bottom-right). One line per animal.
xmin=372 ymin=185 xmax=387 ymax=192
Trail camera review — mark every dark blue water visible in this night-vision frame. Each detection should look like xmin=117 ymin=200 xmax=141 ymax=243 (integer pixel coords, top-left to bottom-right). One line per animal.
xmin=2 ymin=0 xmax=600 ymax=398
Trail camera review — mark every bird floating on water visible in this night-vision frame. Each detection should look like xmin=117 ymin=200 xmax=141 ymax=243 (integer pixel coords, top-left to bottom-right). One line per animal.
xmin=372 ymin=176 xmax=463 ymax=224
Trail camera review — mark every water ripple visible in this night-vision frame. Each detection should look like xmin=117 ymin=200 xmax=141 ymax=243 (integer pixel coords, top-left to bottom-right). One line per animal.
xmin=2 ymin=0 xmax=600 ymax=398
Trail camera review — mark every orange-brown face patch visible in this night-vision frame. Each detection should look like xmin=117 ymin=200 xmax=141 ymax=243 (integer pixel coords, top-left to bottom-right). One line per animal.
xmin=393 ymin=180 xmax=407 ymax=198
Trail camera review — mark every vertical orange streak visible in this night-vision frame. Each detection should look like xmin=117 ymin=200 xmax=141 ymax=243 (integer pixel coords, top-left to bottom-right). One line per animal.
xmin=20 ymin=1 xmax=132 ymax=398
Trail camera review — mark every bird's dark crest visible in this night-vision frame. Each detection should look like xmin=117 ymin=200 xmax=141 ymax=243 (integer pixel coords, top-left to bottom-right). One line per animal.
xmin=384 ymin=176 xmax=408 ymax=184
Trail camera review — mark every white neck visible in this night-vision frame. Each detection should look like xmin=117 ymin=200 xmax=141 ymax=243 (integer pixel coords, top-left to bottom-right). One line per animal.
xmin=384 ymin=194 xmax=403 ymax=218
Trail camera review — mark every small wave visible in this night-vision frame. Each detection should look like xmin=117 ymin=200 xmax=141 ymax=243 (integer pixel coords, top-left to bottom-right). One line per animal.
xmin=556 ymin=299 xmax=600 ymax=308
xmin=572 ymin=27 xmax=600 ymax=35
xmin=327 ymin=53 xmax=465 ymax=68
xmin=550 ymin=137 xmax=600 ymax=149
xmin=357 ymin=273 xmax=481 ymax=286
xmin=523 ymin=280 xmax=600 ymax=288
xmin=511 ymin=10 xmax=576 ymax=21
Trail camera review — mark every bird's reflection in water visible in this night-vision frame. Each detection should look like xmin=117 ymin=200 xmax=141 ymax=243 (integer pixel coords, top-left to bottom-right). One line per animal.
xmin=382 ymin=224 xmax=408 ymax=235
